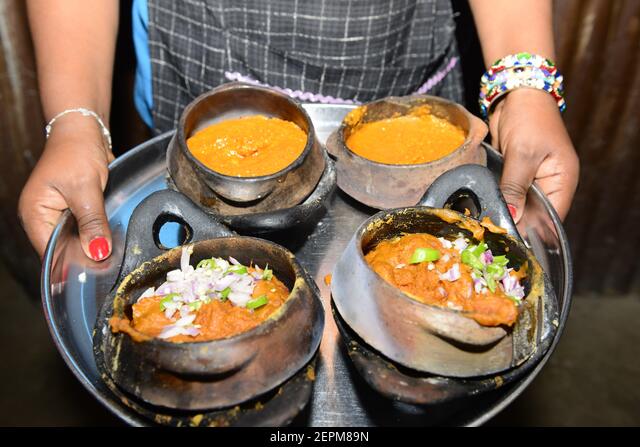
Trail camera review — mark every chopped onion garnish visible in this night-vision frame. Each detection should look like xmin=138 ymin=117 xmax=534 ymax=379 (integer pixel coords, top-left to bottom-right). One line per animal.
xmin=439 ymin=263 xmax=461 ymax=282
xmin=180 ymin=244 xmax=194 ymax=273
xmin=438 ymin=237 xmax=453 ymax=249
xmin=453 ymin=237 xmax=468 ymax=252
xmin=473 ymin=277 xmax=487 ymax=294
xmin=148 ymin=247 xmax=276 ymax=339
xmin=228 ymin=291 xmax=252 ymax=307
xmin=501 ymin=269 xmax=525 ymax=300
xmin=481 ymin=250 xmax=494 ymax=265
xmin=159 ymin=324 xmax=199 ymax=339
xmin=458 ymin=240 xmax=525 ymax=301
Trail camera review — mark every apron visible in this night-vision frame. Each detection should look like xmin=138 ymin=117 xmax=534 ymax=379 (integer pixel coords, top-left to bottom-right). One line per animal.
xmin=148 ymin=0 xmax=464 ymax=133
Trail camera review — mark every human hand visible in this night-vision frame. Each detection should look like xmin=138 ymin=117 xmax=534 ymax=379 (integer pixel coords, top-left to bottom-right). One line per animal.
xmin=18 ymin=115 xmax=114 ymax=261
xmin=488 ymin=88 xmax=579 ymax=222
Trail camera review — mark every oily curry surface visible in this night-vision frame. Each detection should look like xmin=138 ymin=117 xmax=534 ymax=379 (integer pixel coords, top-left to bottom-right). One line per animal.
xmin=345 ymin=106 xmax=466 ymax=165
xmin=365 ymin=233 xmax=520 ymax=326
xmin=110 ymin=271 xmax=290 ymax=343
xmin=186 ymin=115 xmax=307 ymax=177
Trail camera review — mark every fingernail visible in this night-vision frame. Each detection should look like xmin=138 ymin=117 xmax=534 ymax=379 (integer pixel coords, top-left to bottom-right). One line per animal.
xmin=89 ymin=237 xmax=109 ymax=261
xmin=508 ymin=204 xmax=517 ymax=219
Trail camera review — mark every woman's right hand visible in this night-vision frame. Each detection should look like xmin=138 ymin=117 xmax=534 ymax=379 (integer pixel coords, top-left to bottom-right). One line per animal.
xmin=18 ymin=115 xmax=115 ymax=261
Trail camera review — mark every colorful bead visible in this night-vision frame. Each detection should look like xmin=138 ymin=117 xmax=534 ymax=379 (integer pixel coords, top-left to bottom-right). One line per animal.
xmin=479 ymin=52 xmax=566 ymax=118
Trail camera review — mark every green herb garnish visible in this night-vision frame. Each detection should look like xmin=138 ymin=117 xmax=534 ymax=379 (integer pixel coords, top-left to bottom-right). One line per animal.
xmin=461 ymin=242 xmax=512 ymax=294
xmin=485 ymin=275 xmax=497 ymax=293
xmin=471 ymin=242 xmax=488 ymax=257
xmin=409 ymin=248 xmax=441 ymax=264
xmin=492 ymin=255 xmax=509 ymax=267
xmin=246 ymin=295 xmax=268 ymax=310
xmin=159 ymin=293 xmax=180 ymax=311
xmin=196 ymin=258 xmax=214 ymax=269
xmin=262 ymin=264 xmax=273 ymax=281
xmin=188 ymin=301 xmax=202 ymax=311
xmin=219 ymin=287 xmax=231 ymax=301
xmin=486 ymin=263 xmax=505 ymax=279
xmin=229 ymin=265 xmax=248 ymax=275
xmin=461 ymin=249 xmax=484 ymax=270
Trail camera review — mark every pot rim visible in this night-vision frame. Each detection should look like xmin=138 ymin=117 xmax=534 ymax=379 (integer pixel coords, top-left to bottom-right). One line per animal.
xmin=109 ymin=235 xmax=310 ymax=348
xmin=336 ymin=94 xmax=486 ymax=169
xmin=177 ymin=83 xmax=317 ymax=183
xmin=352 ymin=206 xmax=544 ymax=321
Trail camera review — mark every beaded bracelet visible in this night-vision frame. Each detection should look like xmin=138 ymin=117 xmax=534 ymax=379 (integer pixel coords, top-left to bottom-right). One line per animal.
xmin=45 ymin=108 xmax=112 ymax=151
xmin=479 ymin=52 xmax=566 ymax=118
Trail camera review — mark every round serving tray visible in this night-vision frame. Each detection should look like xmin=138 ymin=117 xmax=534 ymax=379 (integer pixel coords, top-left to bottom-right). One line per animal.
xmin=42 ymin=103 xmax=572 ymax=426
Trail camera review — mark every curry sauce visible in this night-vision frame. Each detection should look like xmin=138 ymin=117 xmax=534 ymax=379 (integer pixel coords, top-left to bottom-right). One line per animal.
xmin=346 ymin=106 xmax=465 ymax=165
xmin=110 ymin=264 xmax=290 ymax=343
xmin=186 ymin=115 xmax=307 ymax=177
xmin=365 ymin=233 xmax=522 ymax=327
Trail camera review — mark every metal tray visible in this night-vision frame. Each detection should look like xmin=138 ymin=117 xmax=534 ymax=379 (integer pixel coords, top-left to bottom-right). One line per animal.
xmin=42 ymin=104 xmax=572 ymax=426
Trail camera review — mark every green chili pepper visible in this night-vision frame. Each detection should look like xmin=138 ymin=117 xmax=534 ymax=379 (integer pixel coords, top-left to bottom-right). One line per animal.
xmin=262 ymin=264 xmax=273 ymax=281
xmin=461 ymin=250 xmax=484 ymax=271
xmin=485 ymin=275 xmax=497 ymax=293
xmin=230 ymin=265 xmax=248 ymax=275
xmin=471 ymin=242 xmax=488 ymax=257
xmin=188 ymin=301 xmax=202 ymax=311
xmin=159 ymin=293 xmax=180 ymax=311
xmin=196 ymin=258 xmax=214 ymax=269
xmin=486 ymin=263 xmax=505 ymax=279
xmin=246 ymin=295 xmax=268 ymax=310
xmin=219 ymin=287 xmax=231 ymax=301
xmin=409 ymin=248 xmax=441 ymax=264
xmin=492 ymin=255 xmax=509 ymax=267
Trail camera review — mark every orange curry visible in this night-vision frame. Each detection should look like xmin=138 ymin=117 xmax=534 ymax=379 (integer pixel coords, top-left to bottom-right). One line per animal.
xmin=365 ymin=233 xmax=521 ymax=326
xmin=186 ymin=115 xmax=307 ymax=177
xmin=345 ymin=106 xmax=465 ymax=165
xmin=110 ymin=269 xmax=290 ymax=343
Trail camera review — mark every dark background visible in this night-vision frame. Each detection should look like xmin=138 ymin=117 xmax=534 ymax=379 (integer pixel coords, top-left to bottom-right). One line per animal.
xmin=0 ymin=0 xmax=638 ymax=426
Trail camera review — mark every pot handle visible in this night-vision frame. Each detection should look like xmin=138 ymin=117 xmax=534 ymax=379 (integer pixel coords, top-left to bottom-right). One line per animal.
xmin=116 ymin=189 xmax=235 ymax=284
xmin=417 ymin=164 xmax=521 ymax=240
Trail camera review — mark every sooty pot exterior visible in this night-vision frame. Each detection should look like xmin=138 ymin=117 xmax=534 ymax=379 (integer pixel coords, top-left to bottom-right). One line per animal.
xmin=168 ymin=82 xmax=326 ymax=212
xmin=326 ymin=95 xmax=487 ymax=210
xmin=331 ymin=207 xmax=558 ymax=378
xmin=94 ymin=237 xmax=324 ymax=411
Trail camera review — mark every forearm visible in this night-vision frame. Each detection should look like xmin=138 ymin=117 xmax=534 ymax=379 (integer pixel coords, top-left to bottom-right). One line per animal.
xmin=469 ymin=0 xmax=555 ymax=67
xmin=26 ymin=0 xmax=119 ymax=122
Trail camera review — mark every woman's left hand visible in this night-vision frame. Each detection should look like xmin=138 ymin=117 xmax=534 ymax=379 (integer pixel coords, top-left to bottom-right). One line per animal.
xmin=488 ymin=88 xmax=579 ymax=222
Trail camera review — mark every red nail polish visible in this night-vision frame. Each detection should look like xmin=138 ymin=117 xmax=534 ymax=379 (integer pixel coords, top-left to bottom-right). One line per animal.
xmin=89 ymin=237 xmax=109 ymax=261
xmin=508 ymin=204 xmax=517 ymax=219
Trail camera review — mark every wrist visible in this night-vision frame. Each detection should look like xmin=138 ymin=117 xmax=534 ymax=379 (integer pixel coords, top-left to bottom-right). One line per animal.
xmin=479 ymin=52 xmax=565 ymax=119
xmin=45 ymin=108 xmax=112 ymax=152
xmin=494 ymin=88 xmax=561 ymax=116
xmin=45 ymin=113 xmax=112 ymax=154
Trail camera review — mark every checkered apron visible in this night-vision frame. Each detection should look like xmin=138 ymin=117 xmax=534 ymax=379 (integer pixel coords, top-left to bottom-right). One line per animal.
xmin=148 ymin=0 xmax=464 ymax=133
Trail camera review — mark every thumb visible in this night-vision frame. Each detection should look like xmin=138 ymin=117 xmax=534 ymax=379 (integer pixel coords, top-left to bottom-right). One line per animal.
xmin=499 ymin=149 xmax=538 ymax=223
xmin=66 ymin=179 xmax=112 ymax=261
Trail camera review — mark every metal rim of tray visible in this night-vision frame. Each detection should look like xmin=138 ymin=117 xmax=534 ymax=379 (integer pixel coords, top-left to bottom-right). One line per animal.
xmin=41 ymin=103 xmax=573 ymax=427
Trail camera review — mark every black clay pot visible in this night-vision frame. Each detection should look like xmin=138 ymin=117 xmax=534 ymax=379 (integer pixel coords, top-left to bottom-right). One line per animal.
xmin=93 ymin=190 xmax=324 ymax=416
xmin=326 ymin=95 xmax=487 ymax=210
xmin=331 ymin=165 xmax=558 ymax=396
xmin=166 ymin=82 xmax=336 ymax=233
